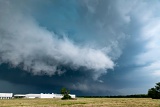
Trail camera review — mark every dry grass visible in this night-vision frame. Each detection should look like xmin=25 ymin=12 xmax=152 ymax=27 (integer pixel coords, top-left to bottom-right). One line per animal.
xmin=0 ymin=98 xmax=160 ymax=107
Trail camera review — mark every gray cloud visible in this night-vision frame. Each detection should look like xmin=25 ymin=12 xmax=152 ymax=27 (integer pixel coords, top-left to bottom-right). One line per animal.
xmin=0 ymin=0 xmax=115 ymax=80
xmin=1 ymin=0 xmax=160 ymax=95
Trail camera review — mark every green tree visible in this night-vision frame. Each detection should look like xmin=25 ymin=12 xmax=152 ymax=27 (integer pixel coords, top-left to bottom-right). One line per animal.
xmin=60 ymin=88 xmax=71 ymax=100
xmin=148 ymin=82 xmax=160 ymax=99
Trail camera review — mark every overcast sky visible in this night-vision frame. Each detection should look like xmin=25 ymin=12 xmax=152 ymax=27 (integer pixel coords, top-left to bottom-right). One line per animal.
xmin=0 ymin=0 xmax=160 ymax=96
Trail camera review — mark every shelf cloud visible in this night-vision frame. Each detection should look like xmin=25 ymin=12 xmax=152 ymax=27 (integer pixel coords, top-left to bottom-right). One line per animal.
xmin=0 ymin=0 xmax=160 ymax=95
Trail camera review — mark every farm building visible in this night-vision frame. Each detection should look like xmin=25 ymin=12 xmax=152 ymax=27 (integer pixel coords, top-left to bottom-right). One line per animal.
xmin=0 ymin=93 xmax=13 ymax=99
xmin=14 ymin=93 xmax=76 ymax=99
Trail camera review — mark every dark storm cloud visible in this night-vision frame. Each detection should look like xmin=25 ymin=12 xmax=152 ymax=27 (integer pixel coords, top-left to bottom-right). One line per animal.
xmin=0 ymin=63 xmax=120 ymax=95
xmin=0 ymin=0 xmax=160 ymax=95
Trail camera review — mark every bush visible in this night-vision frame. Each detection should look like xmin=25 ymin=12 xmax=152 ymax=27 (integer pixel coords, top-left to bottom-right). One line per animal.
xmin=60 ymin=88 xmax=72 ymax=100
xmin=61 ymin=94 xmax=71 ymax=100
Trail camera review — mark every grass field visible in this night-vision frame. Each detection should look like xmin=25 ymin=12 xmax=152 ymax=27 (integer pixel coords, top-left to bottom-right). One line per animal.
xmin=0 ymin=98 xmax=160 ymax=107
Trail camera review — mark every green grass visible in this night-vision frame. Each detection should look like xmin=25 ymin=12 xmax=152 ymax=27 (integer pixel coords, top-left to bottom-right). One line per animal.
xmin=0 ymin=98 xmax=159 ymax=107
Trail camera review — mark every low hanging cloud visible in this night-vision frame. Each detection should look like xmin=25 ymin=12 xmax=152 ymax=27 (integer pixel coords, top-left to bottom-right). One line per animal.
xmin=0 ymin=0 xmax=114 ymax=79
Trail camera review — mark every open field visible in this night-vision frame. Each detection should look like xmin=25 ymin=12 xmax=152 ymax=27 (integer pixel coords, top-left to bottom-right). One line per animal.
xmin=0 ymin=98 xmax=160 ymax=107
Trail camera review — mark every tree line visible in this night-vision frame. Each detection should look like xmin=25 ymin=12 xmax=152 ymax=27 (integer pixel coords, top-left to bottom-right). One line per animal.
xmin=60 ymin=82 xmax=160 ymax=99
xmin=78 ymin=94 xmax=149 ymax=98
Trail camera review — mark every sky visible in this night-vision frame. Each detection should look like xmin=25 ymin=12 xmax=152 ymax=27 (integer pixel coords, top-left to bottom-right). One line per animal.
xmin=0 ymin=0 xmax=160 ymax=96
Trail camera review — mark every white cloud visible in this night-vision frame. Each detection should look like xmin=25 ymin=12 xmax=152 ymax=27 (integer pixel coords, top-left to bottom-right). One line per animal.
xmin=0 ymin=0 xmax=114 ymax=79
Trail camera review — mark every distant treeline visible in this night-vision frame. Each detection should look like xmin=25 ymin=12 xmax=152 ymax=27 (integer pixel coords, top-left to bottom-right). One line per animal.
xmin=78 ymin=94 xmax=149 ymax=98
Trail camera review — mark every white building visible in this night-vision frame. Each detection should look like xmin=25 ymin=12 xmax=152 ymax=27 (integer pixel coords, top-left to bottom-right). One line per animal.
xmin=69 ymin=94 xmax=76 ymax=99
xmin=14 ymin=93 xmax=76 ymax=99
xmin=54 ymin=93 xmax=63 ymax=98
xmin=0 ymin=93 xmax=13 ymax=99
